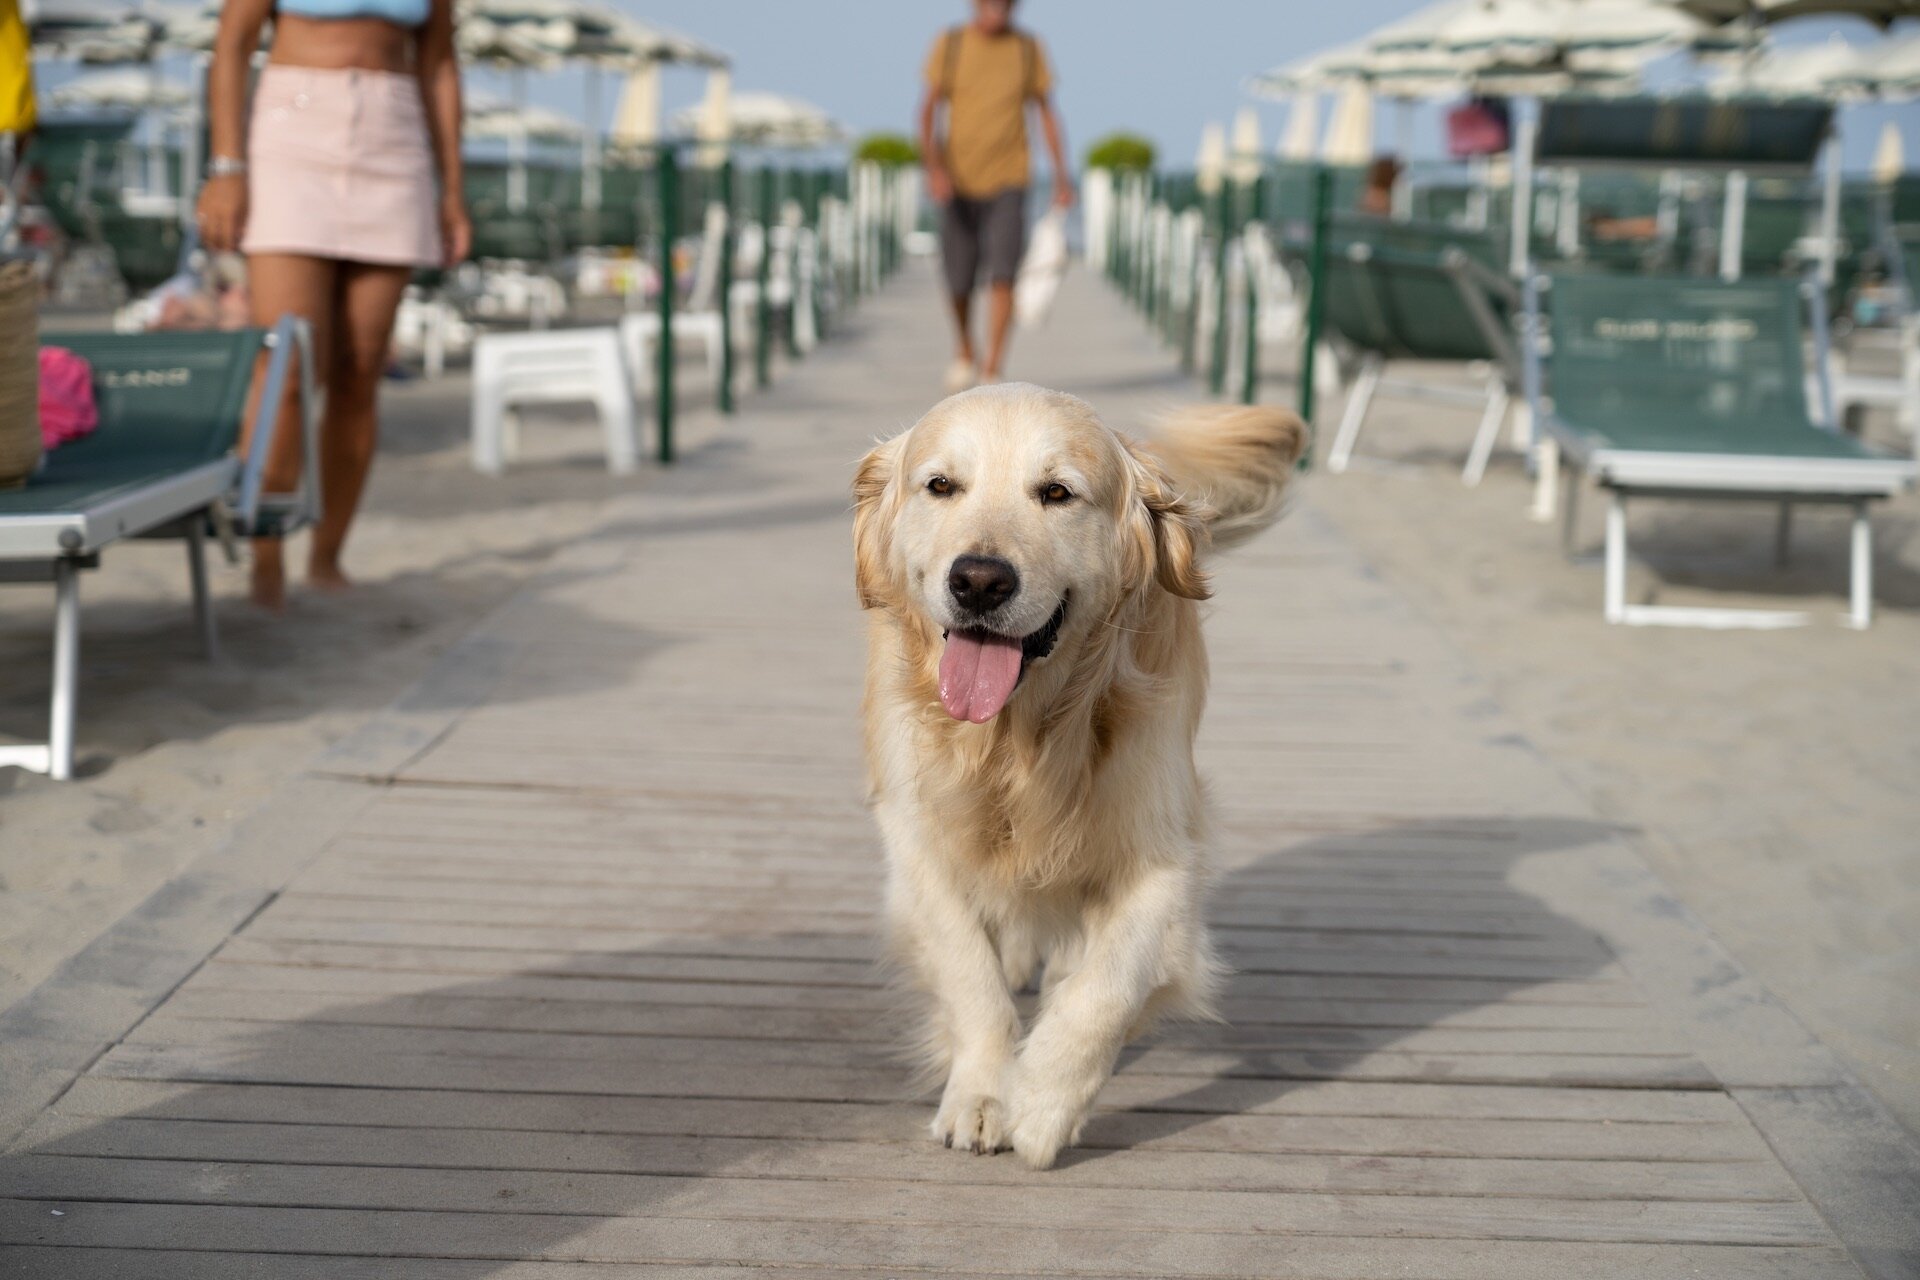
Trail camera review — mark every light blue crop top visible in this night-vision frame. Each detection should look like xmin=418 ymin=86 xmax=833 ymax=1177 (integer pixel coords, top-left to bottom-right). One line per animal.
xmin=276 ymin=0 xmax=430 ymax=26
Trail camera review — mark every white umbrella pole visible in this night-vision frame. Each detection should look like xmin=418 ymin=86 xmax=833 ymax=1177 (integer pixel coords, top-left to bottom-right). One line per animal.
xmin=1509 ymin=113 xmax=1536 ymax=279
xmin=509 ymin=67 xmax=528 ymax=213
xmin=1819 ymin=125 xmax=1842 ymax=288
xmin=1555 ymin=169 xmax=1579 ymax=259
xmin=1719 ymin=169 xmax=1747 ymax=283
xmin=583 ymin=67 xmax=602 ymax=212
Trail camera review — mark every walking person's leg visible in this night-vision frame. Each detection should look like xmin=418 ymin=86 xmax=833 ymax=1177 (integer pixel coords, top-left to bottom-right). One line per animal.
xmin=243 ymin=252 xmax=338 ymax=612
xmin=978 ymin=188 xmax=1028 ymax=382
xmin=308 ymin=261 xmax=412 ymax=590
xmin=941 ymin=195 xmax=983 ymax=391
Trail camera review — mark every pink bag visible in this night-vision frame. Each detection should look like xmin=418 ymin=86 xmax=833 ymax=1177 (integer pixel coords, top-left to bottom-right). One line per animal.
xmin=1447 ymin=99 xmax=1510 ymax=158
xmin=39 ymin=347 xmax=99 ymax=451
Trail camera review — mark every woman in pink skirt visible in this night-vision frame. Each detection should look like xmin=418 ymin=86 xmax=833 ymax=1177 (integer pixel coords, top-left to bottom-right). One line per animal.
xmin=197 ymin=0 xmax=469 ymax=609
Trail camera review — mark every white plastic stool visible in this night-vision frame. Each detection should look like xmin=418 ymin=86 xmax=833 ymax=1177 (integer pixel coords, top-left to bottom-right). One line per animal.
xmin=619 ymin=310 xmax=726 ymax=397
xmin=471 ymin=328 xmax=638 ymax=475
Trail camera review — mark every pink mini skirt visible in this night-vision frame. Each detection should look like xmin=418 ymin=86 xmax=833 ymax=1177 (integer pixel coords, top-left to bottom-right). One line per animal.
xmin=242 ymin=65 xmax=442 ymax=269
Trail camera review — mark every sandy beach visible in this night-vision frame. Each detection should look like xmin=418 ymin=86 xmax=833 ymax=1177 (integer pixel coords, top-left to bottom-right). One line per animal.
xmin=1298 ymin=359 xmax=1920 ymax=1131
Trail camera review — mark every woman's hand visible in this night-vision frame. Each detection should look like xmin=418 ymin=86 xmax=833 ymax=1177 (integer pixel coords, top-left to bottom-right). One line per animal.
xmin=196 ymin=174 xmax=248 ymax=253
xmin=439 ymin=194 xmax=471 ymax=267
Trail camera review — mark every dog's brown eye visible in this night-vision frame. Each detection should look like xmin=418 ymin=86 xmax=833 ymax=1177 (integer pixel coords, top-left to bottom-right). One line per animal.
xmin=1041 ymin=482 xmax=1073 ymax=505
xmin=927 ymin=475 xmax=954 ymax=496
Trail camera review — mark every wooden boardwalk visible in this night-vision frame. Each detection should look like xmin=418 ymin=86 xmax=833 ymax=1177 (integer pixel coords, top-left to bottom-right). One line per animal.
xmin=4 ymin=268 xmax=1918 ymax=1279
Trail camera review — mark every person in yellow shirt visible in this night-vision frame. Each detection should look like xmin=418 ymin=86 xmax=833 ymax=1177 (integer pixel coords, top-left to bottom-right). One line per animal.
xmin=0 ymin=0 xmax=36 ymax=152
xmin=918 ymin=0 xmax=1071 ymax=392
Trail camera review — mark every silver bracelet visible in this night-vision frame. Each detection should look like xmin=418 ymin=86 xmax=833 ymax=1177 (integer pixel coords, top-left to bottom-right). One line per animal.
xmin=207 ymin=156 xmax=247 ymax=178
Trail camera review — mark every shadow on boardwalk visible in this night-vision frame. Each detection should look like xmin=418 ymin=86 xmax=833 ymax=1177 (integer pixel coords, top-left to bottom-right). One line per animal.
xmin=0 ymin=815 xmax=1703 ymax=1275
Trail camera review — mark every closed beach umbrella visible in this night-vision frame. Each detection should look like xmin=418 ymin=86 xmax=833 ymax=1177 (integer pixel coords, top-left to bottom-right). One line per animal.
xmin=1196 ymin=121 xmax=1227 ymax=196
xmin=1230 ymin=106 xmax=1262 ymax=183
xmin=1322 ymin=83 xmax=1375 ymax=164
xmin=1874 ymin=119 xmax=1906 ymax=181
xmin=1279 ymin=92 xmax=1320 ymax=160
xmin=611 ymin=63 xmax=660 ymax=146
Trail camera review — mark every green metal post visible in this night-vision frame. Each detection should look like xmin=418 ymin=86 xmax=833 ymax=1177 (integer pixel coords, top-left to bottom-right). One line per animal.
xmin=781 ymin=169 xmax=801 ymax=359
xmin=1240 ymin=172 xmax=1263 ymax=406
xmin=717 ymin=156 xmax=736 ymax=415
xmin=756 ymin=164 xmax=774 ymax=389
xmin=1298 ymin=164 xmax=1334 ymax=464
xmin=655 ymin=144 xmax=678 ymax=465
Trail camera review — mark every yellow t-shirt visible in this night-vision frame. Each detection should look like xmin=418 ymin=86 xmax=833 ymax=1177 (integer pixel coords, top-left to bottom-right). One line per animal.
xmin=0 ymin=0 xmax=35 ymax=136
xmin=924 ymin=25 xmax=1052 ymax=200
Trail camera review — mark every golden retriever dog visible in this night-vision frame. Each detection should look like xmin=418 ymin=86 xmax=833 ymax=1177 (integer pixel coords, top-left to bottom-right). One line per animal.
xmin=852 ymin=383 xmax=1305 ymax=1169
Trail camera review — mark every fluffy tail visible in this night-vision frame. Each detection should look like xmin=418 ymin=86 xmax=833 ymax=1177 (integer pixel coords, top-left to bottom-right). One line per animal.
xmin=1143 ymin=404 xmax=1307 ymax=550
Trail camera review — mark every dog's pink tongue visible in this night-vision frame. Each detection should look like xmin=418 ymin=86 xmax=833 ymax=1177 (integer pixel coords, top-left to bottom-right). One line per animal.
xmin=939 ymin=630 xmax=1023 ymax=723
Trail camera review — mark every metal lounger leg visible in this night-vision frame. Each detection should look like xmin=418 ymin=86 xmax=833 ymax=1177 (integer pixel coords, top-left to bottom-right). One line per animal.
xmin=1849 ymin=502 xmax=1873 ymax=631
xmin=187 ymin=517 xmax=218 ymax=661
xmin=1530 ymin=437 xmax=1560 ymax=523
xmin=1326 ymin=354 xmax=1383 ymax=474
xmin=1603 ymin=491 xmax=1628 ymax=625
xmin=1560 ymin=462 xmax=1582 ymax=556
xmin=1461 ymin=379 xmax=1509 ymax=487
xmin=50 ymin=559 xmax=79 ymax=781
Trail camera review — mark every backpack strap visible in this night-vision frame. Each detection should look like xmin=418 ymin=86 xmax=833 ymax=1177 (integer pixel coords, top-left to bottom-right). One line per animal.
xmin=940 ymin=25 xmax=964 ymax=97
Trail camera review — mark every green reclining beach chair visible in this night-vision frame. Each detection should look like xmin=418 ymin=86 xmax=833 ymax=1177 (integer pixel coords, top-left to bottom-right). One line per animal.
xmin=1532 ymin=271 xmax=1916 ymax=629
xmin=1317 ymin=240 xmax=1524 ymax=485
xmin=0 ymin=317 xmax=319 ymax=779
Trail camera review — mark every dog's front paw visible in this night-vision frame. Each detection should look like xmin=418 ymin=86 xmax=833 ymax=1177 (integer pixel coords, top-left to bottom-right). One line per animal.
xmin=932 ymin=1093 xmax=1008 ymax=1155
xmin=1006 ymin=1088 xmax=1086 ymax=1170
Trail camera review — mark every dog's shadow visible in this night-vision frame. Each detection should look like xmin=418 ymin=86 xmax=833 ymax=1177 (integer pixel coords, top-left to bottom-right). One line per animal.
xmin=1058 ymin=815 xmax=1631 ymax=1168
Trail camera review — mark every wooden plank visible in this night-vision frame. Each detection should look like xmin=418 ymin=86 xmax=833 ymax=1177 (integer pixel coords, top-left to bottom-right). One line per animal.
xmin=0 ymin=1202 xmax=1861 ymax=1278
xmin=53 ymin=1069 xmax=1744 ymax=1125
xmin=42 ymin=1080 xmax=1778 ymax=1166
xmin=0 ymin=1156 xmax=1831 ymax=1245
xmin=117 ymin=1016 xmax=1716 ymax=1089
xmin=154 ymin=987 xmax=1691 ymax=1057
xmin=207 ymin=937 xmax=1649 ymax=1006
xmin=184 ymin=960 xmax=1664 ymax=1030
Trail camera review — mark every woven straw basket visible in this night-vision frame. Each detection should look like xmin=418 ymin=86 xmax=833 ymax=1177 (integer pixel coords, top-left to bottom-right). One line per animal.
xmin=0 ymin=257 xmax=39 ymax=488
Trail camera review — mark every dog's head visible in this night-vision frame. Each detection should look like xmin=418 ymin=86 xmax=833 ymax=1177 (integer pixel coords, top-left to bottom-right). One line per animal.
xmin=853 ymin=383 xmax=1208 ymax=725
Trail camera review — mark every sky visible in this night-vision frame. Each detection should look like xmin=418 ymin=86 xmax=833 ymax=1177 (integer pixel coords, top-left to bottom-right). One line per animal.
xmin=461 ymin=0 xmax=1920 ymax=174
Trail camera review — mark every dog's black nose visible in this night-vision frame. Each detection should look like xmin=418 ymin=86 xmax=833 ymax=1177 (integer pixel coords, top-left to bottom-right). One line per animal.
xmin=948 ymin=555 xmax=1020 ymax=616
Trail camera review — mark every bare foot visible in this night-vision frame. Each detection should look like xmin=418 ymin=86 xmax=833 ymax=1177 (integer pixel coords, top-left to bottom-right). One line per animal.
xmin=250 ymin=544 xmax=287 ymax=613
xmin=308 ymin=561 xmax=353 ymax=593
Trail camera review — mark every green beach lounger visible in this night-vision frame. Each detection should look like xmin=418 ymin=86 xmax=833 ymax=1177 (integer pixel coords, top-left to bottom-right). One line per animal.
xmin=1318 ymin=240 xmax=1524 ymax=486
xmin=1532 ymin=271 xmax=1916 ymax=629
xmin=0 ymin=317 xmax=319 ymax=779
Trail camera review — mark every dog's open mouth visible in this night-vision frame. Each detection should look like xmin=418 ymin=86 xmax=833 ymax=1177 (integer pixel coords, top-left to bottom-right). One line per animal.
xmin=938 ymin=597 xmax=1069 ymax=724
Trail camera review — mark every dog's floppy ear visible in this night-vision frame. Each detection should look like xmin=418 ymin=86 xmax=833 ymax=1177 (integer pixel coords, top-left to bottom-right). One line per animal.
xmin=852 ymin=435 xmax=903 ymax=609
xmin=1121 ymin=439 xmax=1211 ymax=602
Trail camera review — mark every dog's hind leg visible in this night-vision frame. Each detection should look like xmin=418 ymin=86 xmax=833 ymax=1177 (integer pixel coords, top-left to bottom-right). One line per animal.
xmin=1006 ymin=862 xmax=1198 ymax=1170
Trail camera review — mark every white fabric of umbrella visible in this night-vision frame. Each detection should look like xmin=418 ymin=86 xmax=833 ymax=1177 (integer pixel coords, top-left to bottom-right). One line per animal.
xmin=1279 ymin=92 xmax=1321 ymax=160
xmin=43 ymin=66 xmax=191 ymax=111
xmin=1322 ymin=84 xmax=1376 ymax=164
xmin=23 ymin=0 xmax=159 ymax=63
xmin=1709 ymin=34 xmax=1869 ymax=94
xmin=1230 ymin=106 xmax=1263 ymax=183
xmin=669 ymin=90 xmax=844 ymax=149
xmin=465 ymin=93 xmax=584 ymax=141
xmin=1831 ymin=30 xmax=1920 ymax=96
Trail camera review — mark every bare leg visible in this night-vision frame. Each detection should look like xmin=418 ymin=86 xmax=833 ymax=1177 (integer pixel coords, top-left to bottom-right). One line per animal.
xmin=309 ymin=262 xmax=412 ymax=590
xmin=947 ymin=290 xmax=976 ymax=366
xmin=981 ymin=280 xmax=1015 ymax=380
xmin=243 ymin=254 xmax=337 ymax=612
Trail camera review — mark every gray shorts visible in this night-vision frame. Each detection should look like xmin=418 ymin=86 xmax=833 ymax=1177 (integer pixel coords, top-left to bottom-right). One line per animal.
xmin=940 ymin=188 xmax=1027 ymax=297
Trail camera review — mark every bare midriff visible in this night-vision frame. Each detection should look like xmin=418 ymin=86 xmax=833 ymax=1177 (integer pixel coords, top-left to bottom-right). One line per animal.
xmin=267 ymin=14 xmax=417 ymax=73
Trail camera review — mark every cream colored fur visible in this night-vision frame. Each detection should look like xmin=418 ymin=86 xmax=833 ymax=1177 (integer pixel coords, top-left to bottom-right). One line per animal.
xmin=852 ymin=383 xmax=1304 ymax=1169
